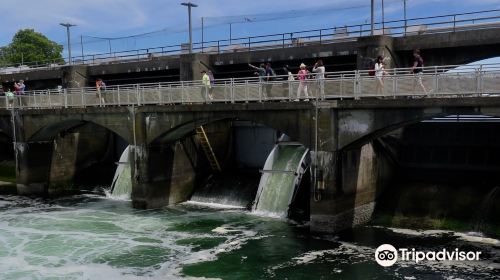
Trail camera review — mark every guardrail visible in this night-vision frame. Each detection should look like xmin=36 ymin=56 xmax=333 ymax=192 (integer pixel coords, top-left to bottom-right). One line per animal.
xmin=1 ymin=8 xmax=500 ymax=74
xmin=2 ymin=64 xmax=500 ymax=110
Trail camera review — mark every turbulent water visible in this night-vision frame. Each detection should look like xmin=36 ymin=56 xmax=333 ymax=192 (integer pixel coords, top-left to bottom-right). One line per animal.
xmin=0 ymin=194 xmax=498 ymax=280
xmin=253 ymin=145 xmax=307 ymax=217
xmin=110 ymin=146 xmax=132 ymax=199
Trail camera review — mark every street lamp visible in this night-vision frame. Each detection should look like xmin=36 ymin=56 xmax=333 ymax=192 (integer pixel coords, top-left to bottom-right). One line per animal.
xmin=371 ymin=0 xmax=374 ymax=35
xmin=181 ymin=2 xmax=198 ymax=53
xmin=60 ymin=22 xmax=76 ymax=64
xmin=60 ymin=23 xmax=76 ymax=64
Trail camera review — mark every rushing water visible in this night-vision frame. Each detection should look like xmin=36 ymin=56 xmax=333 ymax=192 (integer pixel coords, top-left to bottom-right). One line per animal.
xmin=110 ymin=146 xmax=132 ymax=199
xmin=0 ymin=194 xmax=498 ymax=280
xmin=253 ymin=145 xmax=308 ymax=217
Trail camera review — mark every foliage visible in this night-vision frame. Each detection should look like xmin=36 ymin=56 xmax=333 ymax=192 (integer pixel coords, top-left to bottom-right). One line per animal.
xmin=1 ymin=29 xmax=64 ymax=66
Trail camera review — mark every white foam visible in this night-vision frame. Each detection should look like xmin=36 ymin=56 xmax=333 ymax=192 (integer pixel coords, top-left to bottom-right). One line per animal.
xmin=250 ymin=210 xmax=286 ymax=219
xmin=455 ymin=232 xmax=500 ymax=245
xmin=211 ymin=226 xmax=241 ymax=234
xmin=182 ymin=201 xmax=246 ymax=210
xmin=380 ymin=227 xmax=500 ymax=246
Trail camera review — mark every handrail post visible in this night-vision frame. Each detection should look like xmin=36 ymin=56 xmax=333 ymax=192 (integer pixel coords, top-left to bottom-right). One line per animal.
xmin=135 ymin=84 xmax=139 ymax=106
xmin=117 ymin=85 xmax=121 ymax=106
xmin=392 ymin=69 xmax=397 ymax=98
xmin=181 ymin=81 xmax=185 ymax=104
xmin=217 ymin=41 xmax=220 ymax=54
xmin=48 ymin=88 xmax=52 ymax=108
xmin=319 ymin=29 xmax=322 ymax=44
xmin=354 ymin=70 xmax=360 ymax=99
xmin=231 ymin=78 xmax=235 ymax=103
xmin=169 ymin=84 xmax=173 ymax=104
xmin=259 ymin=80 xmax=262 ymax=103
xmin=158 ymin=83 xmax=163 ymax=105
xmin=478 ymin=65 xmax=483 ymax=96
xmin=64 ymin=89 xmax=68 ymax=108
xmin=245 ymin=80 xmax=249 ymax=102
xmin=453 ymin=15 xmax=456 ymax=32
xmin=282 ymin=34 xmax=285 ymax=48
xmin=433 ymin=66 xmax=438 ymax=96
xmin=340 ymin=74 xmax=344 ymax=99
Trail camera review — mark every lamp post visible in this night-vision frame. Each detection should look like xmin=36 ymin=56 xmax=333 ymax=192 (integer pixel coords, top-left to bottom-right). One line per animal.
xmin=371 ymin=0 xmax=374 ymax=36
xmin=181 ymin=2 xmax=198 ymax=53
xmin=403 ymin=0 xmax=407 ymax=35
xmin=60 ymin=23 xmax=76 ymax=64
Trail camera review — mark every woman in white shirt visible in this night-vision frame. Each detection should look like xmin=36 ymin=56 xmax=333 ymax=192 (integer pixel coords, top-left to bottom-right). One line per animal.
xmin=375 ymin=56 xmax=386 ymax=95
xmin=313 ymin=60 xmax=326 ymax=98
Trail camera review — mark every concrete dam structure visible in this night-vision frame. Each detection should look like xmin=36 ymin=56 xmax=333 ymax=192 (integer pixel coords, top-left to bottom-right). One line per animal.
xmin=1 ymin=94 xmax=500 ymax=234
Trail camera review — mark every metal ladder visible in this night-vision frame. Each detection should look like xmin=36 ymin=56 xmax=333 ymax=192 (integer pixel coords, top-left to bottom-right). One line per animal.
xmin=195 ymin=126 xmax=221 ymax=171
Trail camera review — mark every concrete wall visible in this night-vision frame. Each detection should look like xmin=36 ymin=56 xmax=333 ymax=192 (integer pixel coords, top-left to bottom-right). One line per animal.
xmin=311 ymin=141 xmax=394 ymax=232
xmin=6 ymin=27 xmax=500 ymax=88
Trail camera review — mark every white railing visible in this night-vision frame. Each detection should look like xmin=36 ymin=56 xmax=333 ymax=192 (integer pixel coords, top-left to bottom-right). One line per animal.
xmin=2 ymin=64 xmax=500 ymax=110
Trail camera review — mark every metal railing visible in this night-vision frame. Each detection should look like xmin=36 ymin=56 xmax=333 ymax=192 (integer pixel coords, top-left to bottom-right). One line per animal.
xmin=2 ymin=64 xmax=500 ymax=110
xmin=1 ymin=9 xmax=500 ymax=74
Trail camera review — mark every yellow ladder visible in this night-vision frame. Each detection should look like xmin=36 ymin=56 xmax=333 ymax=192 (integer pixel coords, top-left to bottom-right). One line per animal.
xmin=195 ymin=126 xmax=221 ymax=171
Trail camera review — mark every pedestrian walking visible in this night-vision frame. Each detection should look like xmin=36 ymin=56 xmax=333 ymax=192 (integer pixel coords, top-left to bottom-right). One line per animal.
xmin=14 ymin=80 xmax=26 ymax=94
xmin=96 ymin=78 xmax=106 ymax=106
xmin=201 ymin=70 xmax=212 ymax=101
xmin=312 ymin=60 xmax=325 ymax=98
xmin=296 ymin=63 xmax=310 ymax=101
xmin=208 ymin=70 xmax=215 ymax=99
xmin=375 ymin=56 xmax=387 ymax=95
xmin=283 ymin=65 xmax=295 ymax=81
xmin=411 ymin=49 xmax=429 ymax=95
xmin=5 ymin=88 xmax=14 ymax=108
xmin=249 ymin=63 xmax=268 ymax=99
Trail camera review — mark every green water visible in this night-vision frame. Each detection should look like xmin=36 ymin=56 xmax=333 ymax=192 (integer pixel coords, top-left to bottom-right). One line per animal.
xmin=0 ymin=194 xmax=498 ymax=279
xmin=254 ymin=145 xmax=306 ymax=217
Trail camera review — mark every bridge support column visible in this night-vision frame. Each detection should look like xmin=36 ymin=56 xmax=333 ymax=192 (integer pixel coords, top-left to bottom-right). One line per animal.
xmin=309 ymin=107 xmax=394 ymax=233
xmin=180 ymin=53 xmax=210 ymax=81
xmin=62 ymin=65 xmax=89 ymax=88
xmin=130 ymin=113 xmax=197 ymax=209
xmin=357 ymin=35 xmax=398 ymax=70
xmin=16 ymin=142 xmax=53 ymax=196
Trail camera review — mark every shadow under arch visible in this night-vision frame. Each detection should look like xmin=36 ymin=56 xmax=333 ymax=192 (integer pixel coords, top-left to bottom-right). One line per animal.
xmin=17 ymin=119 xmax=130 ymax=196
xmin=335 ymin=109 xmax=500 ymax=233
xmin=27 ymin=118 xmax=129 ymax=143
xmin=150 ymin=116 xmax=309 ymax=149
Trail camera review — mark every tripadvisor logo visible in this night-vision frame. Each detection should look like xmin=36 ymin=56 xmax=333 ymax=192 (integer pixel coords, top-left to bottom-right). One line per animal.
xmin=374 ymin=244 xmax=482 ymax=267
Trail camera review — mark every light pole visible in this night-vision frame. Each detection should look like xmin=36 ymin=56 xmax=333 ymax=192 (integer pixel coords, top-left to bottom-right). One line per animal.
xmin=403 ymin=0 xmax=407 ymax=35
xmin=181 ymin=2 xmax=198 ymax=53
xmin=382 ymin=0 xmax=385 ymax=34
xmin=371 ymin=0 xmax=374 ymax=36
xmin=60 ymin=23 xmax=76 ymax=64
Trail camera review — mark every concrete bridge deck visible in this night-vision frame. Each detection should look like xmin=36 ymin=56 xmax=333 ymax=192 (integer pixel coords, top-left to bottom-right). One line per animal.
xmin=2 ymin=64 xmax=500 ymax=109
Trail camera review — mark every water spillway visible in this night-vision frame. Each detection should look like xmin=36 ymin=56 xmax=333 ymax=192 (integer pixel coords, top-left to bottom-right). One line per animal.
xmin=110 ymin=146 xmax=132 ymax=199
xmin=189 ymin=171 xmax=261 ymax=208
xmin=252 ymin=143 xmax=309 ymax=218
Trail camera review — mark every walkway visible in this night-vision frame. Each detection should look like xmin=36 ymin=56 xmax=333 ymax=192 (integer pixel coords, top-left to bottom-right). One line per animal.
xmin=2 ymin=64 xmax=500 ymax=109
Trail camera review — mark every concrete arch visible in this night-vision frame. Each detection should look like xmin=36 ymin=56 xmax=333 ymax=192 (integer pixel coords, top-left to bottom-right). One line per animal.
xmin=23 ymin=115 xmax=131 ymax=143
xmin=144 ymin=107 xmax=313 ymax=148
xmin=338 ymin=107 xmax=500 ymax=151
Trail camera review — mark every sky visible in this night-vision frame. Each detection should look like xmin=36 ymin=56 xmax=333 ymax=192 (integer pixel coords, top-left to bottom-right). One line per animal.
xmin=1 ymin=0 xmax=500 ymax=63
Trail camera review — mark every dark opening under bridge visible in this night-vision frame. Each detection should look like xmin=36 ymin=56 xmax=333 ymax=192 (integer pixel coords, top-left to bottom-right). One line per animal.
xmin=2 ymin=64 xmax=500 ymax=233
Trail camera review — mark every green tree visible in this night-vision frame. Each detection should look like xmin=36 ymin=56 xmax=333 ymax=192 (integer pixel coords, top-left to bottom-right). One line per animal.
xmin=2 ymin=29 xmax=64 ymax=66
